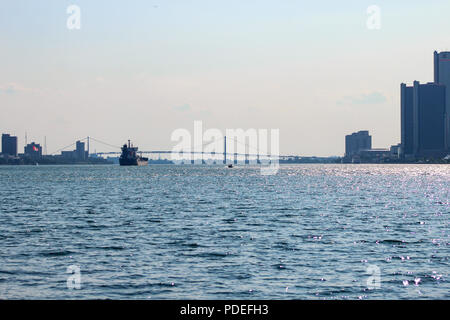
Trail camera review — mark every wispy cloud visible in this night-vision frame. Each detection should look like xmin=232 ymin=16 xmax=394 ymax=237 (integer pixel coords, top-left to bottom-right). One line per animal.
xmin=337 ymin=92 xmax=387 ymax=105
xmin=0 ymin=83 xmax=19 ymax=94
xmin=0 ymin=83 xmax=41 ymax=95
xmin=173 ymin=104 xmax=191 ymax=112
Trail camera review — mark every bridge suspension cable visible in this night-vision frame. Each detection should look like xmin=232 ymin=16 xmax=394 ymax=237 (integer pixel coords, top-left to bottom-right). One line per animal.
xmin=49 ymin=136 xmax=122 ymax=155
xmin=49 ymin=137 xmax=88 ymax=155
xmin=226 ymin=136 xmax=276 ymax=157
xmin=89 ymin=137 xmax=122 ymax=150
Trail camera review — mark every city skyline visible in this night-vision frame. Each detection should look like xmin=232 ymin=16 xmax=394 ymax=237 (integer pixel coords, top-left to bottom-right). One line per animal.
xmin=3 ymin=47 xmax=450 ymax=161
xmin=2 ymin=1 xmax=450 ymax=156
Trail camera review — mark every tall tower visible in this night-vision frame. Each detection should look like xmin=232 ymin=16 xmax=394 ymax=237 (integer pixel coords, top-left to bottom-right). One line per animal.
xmin=434 ymin=51 xmax=450 ymax=150
xmin=412 ymin=81 xmax=446 ymax=158
xmin=223 ymin=136 xmax=227 ymax=164
xmin=400 ymin=83 xmax=414 ymax=157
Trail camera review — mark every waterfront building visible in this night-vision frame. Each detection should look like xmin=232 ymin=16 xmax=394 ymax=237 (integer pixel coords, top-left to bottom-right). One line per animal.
xmin=412 ymin=81 xmax=446 ymax=158
xmin=76 ymin=140 xmax=87 ymax=160
xmin=61 ymin=140 xmax=88 ymax=160
xmin=358 ymin=148 xmax=391 ymax=162
xmin=400 ymin=83 xmax=414 ymax=157
xmin=401 ymin=80 xmax=447 ymax=159
xmin=434 ymin=51 xmax=450 ymax=149
xmin=345 ymin=131 xmax=372 ymax=158
xmin=390 ymin=144 xmax=401 ymax=158
xmin=1 ymin=133 xmax=18 ymax=156
xmin=24 ymin=142 xmax=42 ymax=159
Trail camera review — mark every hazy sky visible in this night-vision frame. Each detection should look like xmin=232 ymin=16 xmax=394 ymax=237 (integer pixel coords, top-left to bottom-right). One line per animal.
xmin=2 ymin=0 xmax=450 ymax=156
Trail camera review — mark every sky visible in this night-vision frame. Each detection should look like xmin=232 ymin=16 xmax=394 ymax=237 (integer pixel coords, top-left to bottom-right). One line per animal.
xmin=1 ymin=0 xmax=450 ymax=156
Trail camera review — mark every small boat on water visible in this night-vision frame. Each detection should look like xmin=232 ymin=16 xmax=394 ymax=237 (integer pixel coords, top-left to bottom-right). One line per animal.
xmin=119 ymin=140 xmax=148 ymax=166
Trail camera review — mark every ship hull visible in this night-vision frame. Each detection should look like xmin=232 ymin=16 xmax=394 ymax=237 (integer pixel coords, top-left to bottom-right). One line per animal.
xmin=119 ymin=158 xmax=148 ymax=166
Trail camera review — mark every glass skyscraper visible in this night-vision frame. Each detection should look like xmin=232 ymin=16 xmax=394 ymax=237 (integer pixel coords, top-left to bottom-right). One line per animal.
xmin=434 ymin=51 xmax=450 ymax=151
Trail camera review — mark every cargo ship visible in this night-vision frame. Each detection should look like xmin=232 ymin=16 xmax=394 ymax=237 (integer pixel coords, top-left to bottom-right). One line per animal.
xmin=119 ymin=140 xmax=148 ymax=166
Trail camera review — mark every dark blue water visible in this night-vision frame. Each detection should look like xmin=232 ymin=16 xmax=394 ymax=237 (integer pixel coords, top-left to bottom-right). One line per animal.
xmin=0 ymin=164 xmax=448 ymax=299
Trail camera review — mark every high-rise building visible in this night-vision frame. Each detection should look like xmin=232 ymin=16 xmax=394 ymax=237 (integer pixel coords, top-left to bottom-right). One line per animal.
xmin=345 ymin=130 xmax=372 ymax=157
xmin=400 ymin=52 xmax=450 ymax=159
xmin=401 ymin=83 xmax=414 ymax=157
xmin=412 ymin=81 xmax=446 ymax=158
xmin=1 ymin=133 xmax=18 ymax=156
xmin=61 ymin=140 xmax=88 ymax=160
xmin=76 ymin=140 xmax=86 ymax=160
xmin=24 ymin=142 xmax=42 ymax=159
xmin=434 ymin=51 xmax=450 ymax=150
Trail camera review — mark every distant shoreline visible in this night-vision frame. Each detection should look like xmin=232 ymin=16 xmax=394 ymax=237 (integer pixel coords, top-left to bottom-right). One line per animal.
xmin=1 ymin=160 xmax=449 ymax=166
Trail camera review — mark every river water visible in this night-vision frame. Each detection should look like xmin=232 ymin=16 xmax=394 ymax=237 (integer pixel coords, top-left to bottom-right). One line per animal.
xmin=0 ymin=164 xmax=448 ymax=299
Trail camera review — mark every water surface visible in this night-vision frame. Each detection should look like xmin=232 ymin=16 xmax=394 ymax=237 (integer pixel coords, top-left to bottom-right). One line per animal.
xmin=0 ymin=164 xmax=448 ymax=299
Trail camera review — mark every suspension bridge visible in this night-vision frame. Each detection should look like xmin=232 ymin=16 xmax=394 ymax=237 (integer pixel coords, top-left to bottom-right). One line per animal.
xmin=49 ymin=136 xmax=298 ymax=163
